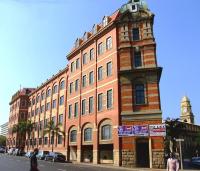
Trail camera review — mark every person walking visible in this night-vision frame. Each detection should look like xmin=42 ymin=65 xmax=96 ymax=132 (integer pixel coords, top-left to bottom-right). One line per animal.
xmin=167 ymin=152 xmax=179 ymax=171
xmin=30 ymin=148 xmax=39 ymax=171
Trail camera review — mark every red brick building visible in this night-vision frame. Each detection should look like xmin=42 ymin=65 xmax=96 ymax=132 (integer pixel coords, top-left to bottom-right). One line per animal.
xmin=7 ymin=0 xmax=165 ymax=168
xmin=7 ymin=88 xmax=35 ymax=149
xmin=26 ymin=68 xmax=68 ymax=153
xmin=66 ymin=0 xmax=164 ymax=168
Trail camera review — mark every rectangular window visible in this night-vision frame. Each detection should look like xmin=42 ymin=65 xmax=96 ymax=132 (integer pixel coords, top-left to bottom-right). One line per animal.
xmin=89 ymin=71 xmax=94 ymax=84
xmin=135 ymin=84 xmax=145 ymax=104
xmin=90 ymin=48 xmax=94 ymax=60
xmin=82 ymin=75 xmax=86 ymax=87
xmin=106 ymin=37 xmax=112 ymax=50
xmin=41 ymin=105 xmax=44 ymax=113
xmin=98 ymin=93 xmax=103 ymax=111
xmin=74 ymin=102 xmax=78 ymax=117
xmin=35 ymin=108 xmax=39 ymax=115
xmin=52 ymin=116 xmax=56 ymax=126
xmin=44 ymin=137 xmax=48 ymax=145
xmin=31 ymin=110 xmax=34 ymax=116
xmin=69 ymin=105 xmax=72 ymax=119
xmin=75 ymin=79 xmax=79 ymax=92
xmin=46 ymin=102 xmax=50 ymax=111
xmin=133 ymin=28 xmax=140 ymax=41
xmin=39 ymin=121 xmax=43 ymax=130
xmin=134 ymin=51 xmax=142 ymax=67
xmin=39 ymin=138 xmax=42 ymax=145
xmin=107 ymin=62 xmax=112 ymax=76
xmin=89 ymin=97 xmax=94 ymax=113
xmin=52 ymin=99 xmax=56 ymax=109
xmin=71 ymin=62 xmax=75 ymax=72
xmin=83 ymin=53 xmax=87 ymax=65
xmin=107 ymin=89 xmax=113 ymax=109
xmin=58 ymin=114 xmax=63 ymax=125
xmin=70 ymin=82 xmax=73 ymax=94
xmin=58 ymin=135 xmax=62 ymax=144
xmin=44 ymin=119 xmax=48 ymax=128
xmin=76 ymin=58 xmax=80 ymax=69
xmin=98 ymin=66 xmax=103 ymax=81
xmin=36 ymin=95 xmax=40 ymax=103
xmin=59 ymin=96 xmax=64 ymax=106
xmin=82 ymin=99 xmax=86 ymax=115
xmin=98 ymin=42 xmax=103 ymax=55
xmin=41 ymin=92 xmax=45 ymax=100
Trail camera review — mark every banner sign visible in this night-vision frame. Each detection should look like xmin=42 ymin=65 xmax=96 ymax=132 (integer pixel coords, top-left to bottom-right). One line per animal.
xmin=149 ymin=124 xmax=166 ymax=137
xmin=118 ymin=124 xmax=166 ymax=137
xmin=133 ymin=125 xmax=149 ymax=136
xmin=118 ymin=125 xmax=133 ymax=136
xmin=118 ymin=125 xmax=149 ymax=137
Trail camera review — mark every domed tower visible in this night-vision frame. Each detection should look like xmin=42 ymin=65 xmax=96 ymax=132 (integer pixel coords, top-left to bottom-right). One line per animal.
xmin=180 ymin=96 xmax=194 ymax=124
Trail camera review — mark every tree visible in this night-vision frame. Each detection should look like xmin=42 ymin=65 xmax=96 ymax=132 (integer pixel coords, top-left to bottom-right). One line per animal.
xmin=0 ymin=135 xmax=6 ymax=146
xmin=25 ymin=120 xmax=34 ymax=151
xmin=164 ymin=118 xmax=183 ymax=154
xmin=43 ymin=120 xmax=65 ymax=152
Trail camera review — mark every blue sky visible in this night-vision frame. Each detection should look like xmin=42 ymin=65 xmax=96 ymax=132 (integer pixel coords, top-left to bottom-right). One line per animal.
xmin=0 ymin=0 xmax=200 ymax=126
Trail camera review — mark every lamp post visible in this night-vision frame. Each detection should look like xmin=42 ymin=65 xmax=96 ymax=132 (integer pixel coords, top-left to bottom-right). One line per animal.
xmin=176 ymin=139 xmax=184 ymax=170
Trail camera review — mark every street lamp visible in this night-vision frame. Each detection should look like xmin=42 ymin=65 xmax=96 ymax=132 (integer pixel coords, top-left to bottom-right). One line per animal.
xmin=176 ymin=138 xmax=184 ymax=170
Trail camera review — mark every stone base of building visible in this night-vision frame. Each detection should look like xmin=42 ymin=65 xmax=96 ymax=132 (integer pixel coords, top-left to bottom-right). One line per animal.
xmin=122 ymin=150 xmax=136 ymax=168
xmin=152 ymin=149 xmax=165 ymax=169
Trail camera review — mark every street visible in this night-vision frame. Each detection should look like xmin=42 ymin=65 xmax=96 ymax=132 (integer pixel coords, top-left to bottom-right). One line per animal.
xmin=0 ymin=154 xmax=145 ymax=171
xmin=0 ymin=153 xmax=199 ymax=171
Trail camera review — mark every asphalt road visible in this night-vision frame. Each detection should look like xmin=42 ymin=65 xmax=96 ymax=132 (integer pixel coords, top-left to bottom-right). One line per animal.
xmin=1 ymin=153 xmax=199 ymax=171
xmin=0 ymin=154 xmax=129 ymax=171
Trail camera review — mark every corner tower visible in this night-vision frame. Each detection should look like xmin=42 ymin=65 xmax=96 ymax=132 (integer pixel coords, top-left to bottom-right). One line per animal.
xmin=117 ymin=0 xmax=164 ymax=168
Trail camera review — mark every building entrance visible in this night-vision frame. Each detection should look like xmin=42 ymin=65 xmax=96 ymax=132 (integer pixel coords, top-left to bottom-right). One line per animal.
xmin=99 ymin=144 xmax=113 ymax=164
xmin=136 ymin=138 xmax=149 ymax=168
xmin=70 ymin=146 xmax=77 ymax=161
xmin=82 ymin=145 xmax=93 ymax=162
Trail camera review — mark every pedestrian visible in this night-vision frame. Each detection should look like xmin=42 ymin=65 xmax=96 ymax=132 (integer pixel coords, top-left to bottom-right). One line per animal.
xmin=30 ymin=148 xmax=39 ymax=171
xmin=166 ymin=152 xmax=179 ymax=171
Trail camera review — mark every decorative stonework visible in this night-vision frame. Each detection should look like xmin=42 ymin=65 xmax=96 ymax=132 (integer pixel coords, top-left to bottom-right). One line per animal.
xmin=122 ymin=150 xmax=136 ymax=168
xmin=152 ymin=149 xmax=165 ymax=169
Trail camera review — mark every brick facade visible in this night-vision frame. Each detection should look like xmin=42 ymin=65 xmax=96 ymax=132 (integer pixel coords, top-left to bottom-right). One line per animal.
xmin=7 ymin=0 xmax=165 ymax=169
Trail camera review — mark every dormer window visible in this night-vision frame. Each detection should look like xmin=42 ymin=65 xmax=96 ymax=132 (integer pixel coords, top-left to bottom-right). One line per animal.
xmin=83 ymin=32 xmax=87 ymax=41
xmin=102 ymin=16 xmax=108 ymax=27
xmin=75 ymin=39 xmax=79 ymax=48
xmin=92 ymin=24 xmax=97 ymax=35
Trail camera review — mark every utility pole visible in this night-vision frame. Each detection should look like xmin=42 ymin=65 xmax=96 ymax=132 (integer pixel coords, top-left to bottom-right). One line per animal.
xmin=176 ymin=139 xmax=184 ymax=170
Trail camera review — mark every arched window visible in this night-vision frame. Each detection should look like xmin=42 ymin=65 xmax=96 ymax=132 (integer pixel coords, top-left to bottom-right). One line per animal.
xmin=53 ymin=84 xmax=58 ymax=94
xmin=135 ymin=84 xmax=145 ymax=104
xmin=46 ymin=88 xmax=51 ymax=97
xmin=41 ymin=91 xmax=45 ymax=100
xmin=101 ymin=124 xmax=112 ymax=140
xmin=70 ymin=130 xmax=77 ymax=142
xmin=60 ymin=80 xmax=65 ymax=90
xmin=84 ymin=128 xmax=92 ymax=141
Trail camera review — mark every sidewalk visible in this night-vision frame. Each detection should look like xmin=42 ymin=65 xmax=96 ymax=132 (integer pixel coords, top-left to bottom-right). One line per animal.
xmin=72 ymin=162 xmax=199 ymax=171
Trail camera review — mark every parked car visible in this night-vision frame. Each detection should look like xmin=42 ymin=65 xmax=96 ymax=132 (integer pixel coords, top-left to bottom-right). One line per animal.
xmin=25 ymin=151 xmax=33 ymax=158
xmin=0 ymin=147 xmax=5 ymax=153
xmin=45 ymin=152 xmax=66 ymax=162
xmin=36 ymin=150 xmax=49 ymax=160
xmin=8 ymin=148 xmax=15 ymax=155
xmin=191 ymin=157 xmax=200 ymax=168
xmin=12 ymin=148 xmax=19 ymax=156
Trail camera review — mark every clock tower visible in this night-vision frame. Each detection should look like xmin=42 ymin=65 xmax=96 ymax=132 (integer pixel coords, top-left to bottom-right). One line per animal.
xmin=180 ymin=96 xmax=194 ymax=124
